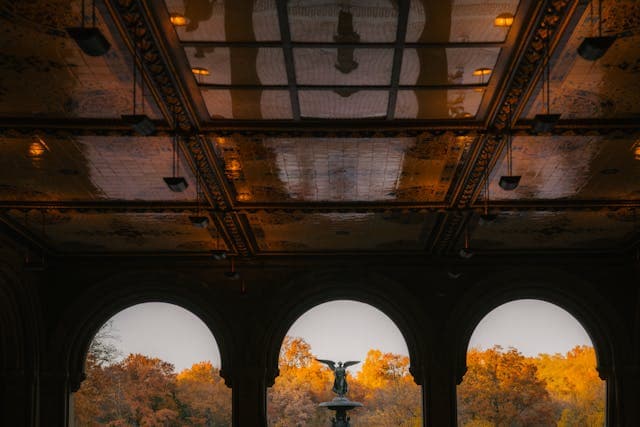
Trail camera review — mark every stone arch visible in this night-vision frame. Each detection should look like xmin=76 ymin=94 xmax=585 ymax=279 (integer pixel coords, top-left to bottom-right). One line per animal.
xmin=448 ymin=267 xmax=624 ymax=385
xmin=51 ymin=269 xmax=235 ymax=391
xmin=263 ymin=269 xmax=431 ymax=387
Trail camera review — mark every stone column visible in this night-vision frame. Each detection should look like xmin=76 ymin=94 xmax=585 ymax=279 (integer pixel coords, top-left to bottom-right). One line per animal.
xmin=614 ymin=364 xmax=640 ymax=427
xmin=38 ymin=371 xmax=71 ymax=427
xmin=231 ymin=362 xmax=268 ymax=427
xmin=0 ymin=370 xmax=37 ymax=426
xmin=424 ymin=354 xmax=458 ymax=427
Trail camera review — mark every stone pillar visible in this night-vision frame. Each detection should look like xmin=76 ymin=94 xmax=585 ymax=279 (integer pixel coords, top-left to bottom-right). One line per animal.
xmin=0 ymin=370 xmax=37 ymax=426
xmin=231 ymin=362 xmax=268 ymax=427
xmin=38 ymin=371 xmax=71 ymax=427
xmin=614 ymin=364 xmax=640 ymax=427
xmin=424 ymin=354 xmax=457 ymax=427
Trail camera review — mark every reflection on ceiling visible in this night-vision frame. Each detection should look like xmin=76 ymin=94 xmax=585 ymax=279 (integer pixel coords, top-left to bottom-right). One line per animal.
xmin=0 ymin=136 xmax=196 ymax=201
xmin=0 ymin=1 xmax=161 ymax=119
xmin=472 ymin=209 xmax=638 ymax=250
xmin=247 ymin=210 xmax=435 ymax=252
xmin=211 ymin=134 xmax=471 ymax=202
xmin=7 ymin=210 xmax=223 ymax=253
xmin=523 ymin=0 xmax=640 ymax=120
xmin=487 ymin=136 xmax=640 ymax=200
xmin=167 ymin=0 xmax=518 ymax=120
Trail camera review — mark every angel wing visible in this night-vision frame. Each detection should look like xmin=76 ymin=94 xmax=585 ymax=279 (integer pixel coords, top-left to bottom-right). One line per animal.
xmin=315 ymin=359 xmax=336 ymax=371
xmin=342 ymin=360 xmax=360 ymax=368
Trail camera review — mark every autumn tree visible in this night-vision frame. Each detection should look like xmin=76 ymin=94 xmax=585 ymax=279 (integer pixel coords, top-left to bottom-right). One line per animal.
xmin=352 ymin=349 xmax=422 ymax=426
xmin=458 ymin=346 xmax=557 ymax=426
xmin=175 ymin=361 xmax=232 ymax=426
xmin=267 ymin=336 xmax=333 ymax=426
xmin=534 ymin=346 xmax=605 ymax=427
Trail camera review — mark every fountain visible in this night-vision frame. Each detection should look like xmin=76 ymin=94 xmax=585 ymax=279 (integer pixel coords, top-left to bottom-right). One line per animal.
xmin=316 ymin=359 xmax=364 ymax=427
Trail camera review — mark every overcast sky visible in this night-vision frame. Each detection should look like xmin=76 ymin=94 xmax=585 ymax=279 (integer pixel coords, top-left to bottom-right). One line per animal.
xmin=99 ymin=299 xmax=593 ymax=373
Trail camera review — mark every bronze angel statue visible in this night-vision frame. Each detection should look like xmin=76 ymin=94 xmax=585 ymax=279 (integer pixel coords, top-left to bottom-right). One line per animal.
xmin=316 ymin=359 xmax=360 ymax=397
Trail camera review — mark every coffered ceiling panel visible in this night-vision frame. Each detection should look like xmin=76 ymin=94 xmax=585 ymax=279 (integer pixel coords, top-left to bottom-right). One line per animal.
xmin=407 ymin=0 xmax=521 ymax=43
xmin=522 ymin=0 xmax=640 ymax=120
xmin=202 ymin=89 xmax=293 ymax=119
xmin=0 ymin=1 xmax=162 ymax=119
xmin=247 ymin=211 xmax=435 ymax=252
xmin=165 ymin=0 xmax=281 ymax=41
xmin=471 ymin=209 xmax=638 ymax=251
xmin=0 ymin=135 xmax=197 ymax=201
xmin=486 ymin=135 xmax=640 ymax=201
xmin=400 ymin=48 xmax=501 ymax=86
xmin=288 ymin=1 xmax=400 ymax=42
xmin=299 ymin=90 xmax=388 ymax=119
xmin=185 ymin=47 xmax=288 ymax=85
xmin=212 ymin=134 xmax=471 ymax=202
xmin=5 ymin=210 xmax=222 ymax=253
xmin=294 ymin=48 xmax=394 ymax=85
xmin=395 ymin=89 xmax=483 ymax=119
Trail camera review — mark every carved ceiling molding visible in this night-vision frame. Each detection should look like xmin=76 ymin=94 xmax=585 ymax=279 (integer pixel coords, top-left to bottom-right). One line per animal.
xmin=433 ymin=0 xmax=577 ymax=254
xmin=106 ymin=0 xmax=252 ymax=256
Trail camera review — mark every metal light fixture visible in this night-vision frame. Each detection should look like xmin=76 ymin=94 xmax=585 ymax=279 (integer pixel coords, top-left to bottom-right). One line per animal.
xmin=480 ymin=155 xmax=498 ymax=224
xmin=499 ymin=109 xmax=521 ymax=191
xmin=533 ymin=25 xmax=560 ymax=133
xmin=459 ymin=227 xmax=473 ymax=259
xmin=163 ymin=114 xmax=189 ymax=192
xmin=225 ymin=257 xmax=240 ymax=280
xmin=121 ymin=35 xmax=155 ymax=136
xmin=578 ymin=0 xmax=615 ymax=61
xmin=189 ymin=171 xmax=209 ymax=228
xmin=66 ymin=0 xmax=111 ymax=57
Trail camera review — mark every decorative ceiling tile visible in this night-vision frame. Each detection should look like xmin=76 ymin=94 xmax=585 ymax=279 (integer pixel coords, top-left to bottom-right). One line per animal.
xmin=0 ymin=136 xmax=197 ymax=201
xmin=294 ymin=48 xmax=393 ymax=86
xmin=299 ymin=90 xmax=388 ymax=119
xmin=407 ymin=0 xmax=521 ymax=43
xmin=165 ymin=0 xmax=281 ymax=41
xmin=400 ymin=48 xmax=501 ymax=86
xmin=211 ymin=134 xmax=470 ymax=202
xmin=202 ymin=89 xmax=293 ymax=119
xmin=186 ymin=47 xmax=287 ymax=85
xmin=246 ymin=211 xmax=435 ymax=252
xmin=522 ymin=0 xmax=640 ymax=120
xmin=288 ymin=1 xmax=399 ymax=42
xmin=472 ymin=209 xmax=638 ymax=250
xmin=486 ymin=136 xmax=640 ymax=200
xmin=0 ymin=1 xmax=161 ymax=119
xmin=6 ymin=210 xmax=222 ymax=253
xmin=395 ymin=89 xmax=483 ymax=119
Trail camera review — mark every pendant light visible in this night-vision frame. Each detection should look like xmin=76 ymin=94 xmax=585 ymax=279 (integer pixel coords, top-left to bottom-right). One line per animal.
xmin=578 ymin=0 xmax=615 ymax=60
xmin=480 ymin=156 xmax=498 ymax=223
xmin=211 ymin=229 xmax=227 ymax=261
xmin=532 ymin=19 xmax=560 ymax=133
xmin=225 ymin=257 xmax=240 ymax=280
xmin=121 ymin=34 xmax=155 ymax=136
xmin=66 ymin=0 xmax=111 ymax=56
xmin=163 ymin=113 xmax=189 ymax=192
xmin=499 ymin=108 xmax=521 ymax=190
xmin=189 ymin=170 xmax=209 ymax=228
xmin=459 ymin=226 xmax=474 ymax=259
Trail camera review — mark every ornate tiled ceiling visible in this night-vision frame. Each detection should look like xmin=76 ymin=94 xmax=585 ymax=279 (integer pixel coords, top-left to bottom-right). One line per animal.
xmin=0 ymin=1 xmax=162 ymax=119
xmin=212 ymin=133 xmax=472 ymax=202
xmin=1 ymin=0 xmax=639 ymax=257
xmin=165 ymin=0 xmax=522 ymax=121
xmin=522 ymin=0 xmax=640 ymax=120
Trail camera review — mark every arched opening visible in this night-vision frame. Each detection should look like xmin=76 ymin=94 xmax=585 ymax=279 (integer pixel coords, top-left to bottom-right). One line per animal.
xmin=71 ymin=302 xmax=231 ymax=426
xmin=267 ymin=299 xmax=422 ymax=426
xmin=457 ymin=299 xmax=605 ymax=426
